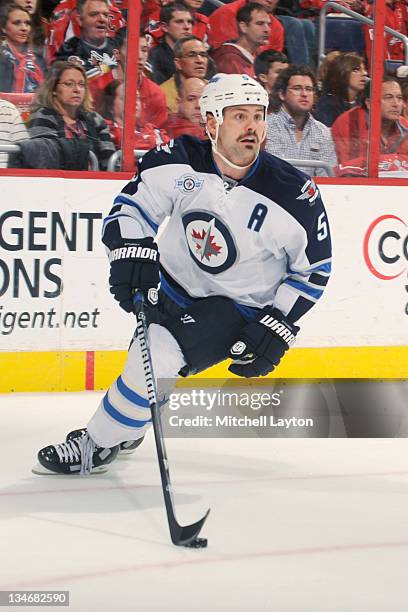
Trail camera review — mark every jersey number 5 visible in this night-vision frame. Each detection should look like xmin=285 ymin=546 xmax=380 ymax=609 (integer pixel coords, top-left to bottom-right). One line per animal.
xmin=317 ymin=212 xmax=328 ymax=241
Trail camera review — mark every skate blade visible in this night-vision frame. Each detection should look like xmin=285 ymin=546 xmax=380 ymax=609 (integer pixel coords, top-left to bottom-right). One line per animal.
xmin=118 ymin=449 xmax=137 ymax=456
xmin=31 ymin=463 xmax=109 ymax=475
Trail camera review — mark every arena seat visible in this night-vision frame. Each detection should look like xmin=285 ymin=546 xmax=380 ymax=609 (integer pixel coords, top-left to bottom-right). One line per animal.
xmin=325 ymin=15 xmax=365 ymax=55
xmin=0 ymin=92 xmax=35 ymax=121
xmin=384 ymin=59 xmax=404 ymax=75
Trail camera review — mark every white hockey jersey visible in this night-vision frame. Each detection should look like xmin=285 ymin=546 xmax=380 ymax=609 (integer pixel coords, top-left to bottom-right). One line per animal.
xmin=103 ymin=136 xmax=332 ymax=322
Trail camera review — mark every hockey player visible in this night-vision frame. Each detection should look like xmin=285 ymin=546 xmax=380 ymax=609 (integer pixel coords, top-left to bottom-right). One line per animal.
xmin=35 ymin=73 xmax=332 ymax=475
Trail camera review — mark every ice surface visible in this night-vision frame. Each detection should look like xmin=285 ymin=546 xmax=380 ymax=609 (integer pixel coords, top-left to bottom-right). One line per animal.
xmin=1 ymin=391 xmax=408 ymax=611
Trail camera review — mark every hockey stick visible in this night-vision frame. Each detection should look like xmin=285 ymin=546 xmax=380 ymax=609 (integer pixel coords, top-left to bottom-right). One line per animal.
xmin=134 ymin=295 xmax=210 ymax=548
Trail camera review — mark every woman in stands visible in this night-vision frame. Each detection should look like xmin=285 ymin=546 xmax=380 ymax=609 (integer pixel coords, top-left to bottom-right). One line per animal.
xmin=0 ymin=3 xmax=45 ymax=93
xmin=314 ymin=52 xmax=367 ymax=127
xmin=11 ymin=0 xmax=46 ymax=50
xmin=27 ymin=60 xmax=115 ymax=169
xmin=99 ymin=78 xmax=169 ymax=152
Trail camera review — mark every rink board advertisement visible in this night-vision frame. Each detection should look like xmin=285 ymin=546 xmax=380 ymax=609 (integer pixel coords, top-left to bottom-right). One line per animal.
xmin=0 ymin=177 xmax=407 ymax=390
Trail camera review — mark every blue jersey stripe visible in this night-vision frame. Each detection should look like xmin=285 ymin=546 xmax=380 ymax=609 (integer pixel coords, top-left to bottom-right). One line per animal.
xmin=310 ymin=262 xmax=331 ymax=274
xmin=103 ymin=394 xmax=152 ymax=428
xmin=288 ymin=261 xmax=331 ymax=276
xmin=113 ymin=195 xmax=159 ymax=232
xmin=285 ymin=278 xmax=324 ymax=299
xmin=160 ymin=275 xmax=193 ymax=309
xmin=116 ymin=376 xmax=150 ymax=408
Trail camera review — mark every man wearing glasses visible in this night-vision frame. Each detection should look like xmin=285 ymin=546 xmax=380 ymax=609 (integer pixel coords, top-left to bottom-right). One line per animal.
xmin=160 ymin=35 xmax=210 ymax=114
xmin=265 ymin=65 xmax=337 ymax=177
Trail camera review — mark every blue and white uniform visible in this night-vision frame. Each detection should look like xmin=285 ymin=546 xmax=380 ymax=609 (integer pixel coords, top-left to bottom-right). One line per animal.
xmin=104 ymin=135 xmax=332 ymax=323
xmin=87 ymin=135 xmax=332 ymax=448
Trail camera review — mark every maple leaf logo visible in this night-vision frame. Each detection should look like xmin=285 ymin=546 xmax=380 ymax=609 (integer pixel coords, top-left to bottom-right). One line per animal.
xmin=191 ymin=219 xmax=222 ymax=261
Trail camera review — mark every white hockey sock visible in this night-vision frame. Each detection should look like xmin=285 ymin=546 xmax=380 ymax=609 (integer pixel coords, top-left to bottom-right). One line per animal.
xmin=87 ymin=323 xmax=186 ymax=448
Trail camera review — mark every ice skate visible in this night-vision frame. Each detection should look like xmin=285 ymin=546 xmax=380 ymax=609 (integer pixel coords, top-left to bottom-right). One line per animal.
xmin=33 ymin=432 xmax=119 ymax=475
xmin=65 ymin=428 xmax=145 ymax=455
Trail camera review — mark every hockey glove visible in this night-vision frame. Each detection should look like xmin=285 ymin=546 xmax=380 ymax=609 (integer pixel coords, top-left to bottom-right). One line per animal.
xmin=229 ymin=307 xmax=299 ymax=378
xmin=108 ymin=237 xmax=160 ymax=313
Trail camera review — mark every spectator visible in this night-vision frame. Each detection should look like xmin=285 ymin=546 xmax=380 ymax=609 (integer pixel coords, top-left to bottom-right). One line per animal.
xmin=316 ymin=50 xmax=341 ymax=91
xmin=99 ymin=79 xmax=169 ymax=151
xmin=141 ymin=0 xmax=171 ymax=31
xmin=365 ymin=0 xmax=408 ymax=69
xmin=11 ymin=0 xmax=46 ymax=50
xmin=55 ymin=0 xmax=120 ymax=107
xmin=26 ymin=60 xmax=115 ymax=169
xmin=165 ymin=75 xmax=207 ymax=138
xmin=0 ymin=97 xmax=28 ymax=167
xmin=254 ymin=49 xmax=288 ymax=94
xmin=160 ymin=35 xmax=208 ymax=113
xmin=0 ymin=3 xmax=45 ymax=93
xmin=401 ymin=78 xmax=408 ymax=121
xmin=46 ymin=0 xmax=125 ymax=63
xmin=209 ymin=0 xmax=315 ymax=66
xmin=314 ymin=53 xmax=367 ymax=127
xmin=182 ymin=0 xmax=209 ymax=43
xmin=265 ymin=65 xmax=337 ymax=176
xmin=208 ymin=0 xmax=284 ymax=54
xmin=113 ymin=32 xmax=168 ymax=127
xmin=145 ymin=0 xmax=210 ymax=46
xmin=332 ymin=75 xmax=408 ymax=166
xmin=211 ymin=3 xmax=270 ymax=77
xmin=147 ymin=3 xmax=194 ymax=85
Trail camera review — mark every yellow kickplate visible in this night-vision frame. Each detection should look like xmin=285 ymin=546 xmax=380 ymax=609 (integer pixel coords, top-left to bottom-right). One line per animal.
xmin=0 ymin=345 xmax=407 ymax=393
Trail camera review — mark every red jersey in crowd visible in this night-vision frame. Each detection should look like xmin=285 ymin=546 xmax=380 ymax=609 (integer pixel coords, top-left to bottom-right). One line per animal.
xmin=45 ymin=0 xmax=126 ymax=64
xmin=364 ymin=0 xmax=408 ymax=66
xmin=105 ymin=118 xmax=169 ymax=150
xmin=208 ymin=0 xmax=284 ymax=52
xmin=139 ymin=74 xmax=168 ymax=128
xmin=164 ymin=113 xmax=207 ymax=139
xmin=211 ymin=43 xmax=255 ymax=77
xmin=145 ymin=9 xmax=210 ymax=45
xmin=331 ymin=105 xmax=408 ymax=165
xmin=335 ymin=153 xmax=408 ymax=176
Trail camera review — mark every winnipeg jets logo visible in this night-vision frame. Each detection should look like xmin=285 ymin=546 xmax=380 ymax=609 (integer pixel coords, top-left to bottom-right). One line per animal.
xmin=175 ymin=174 xmax=204 ymax=194
xmin=182 ymin=211 xmax=237 ymax=274
xmin=296 ymin=179 xmax=319 ymax=205
xmin=191 ymin=218 xmax=222 ymax=261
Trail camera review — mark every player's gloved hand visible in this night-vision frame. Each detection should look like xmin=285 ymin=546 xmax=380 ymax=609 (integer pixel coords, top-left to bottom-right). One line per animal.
xmin=108 ymin=237 xmax=160 ymax=313
xmin=228 ymin=307 xmax=299 ymax=377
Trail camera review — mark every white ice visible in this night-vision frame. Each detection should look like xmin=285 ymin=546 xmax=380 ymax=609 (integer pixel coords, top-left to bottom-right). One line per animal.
xmin=1 ymin=391 xmax=408 ymax=611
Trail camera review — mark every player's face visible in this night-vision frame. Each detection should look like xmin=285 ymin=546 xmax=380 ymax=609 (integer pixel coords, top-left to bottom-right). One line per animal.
xmin=163 ymin=11 xmax=194 ymax=42
xmin=175 ymin=39 xmax=208 ymax=78
xmin=13 ymin=0 xmax=37 ymax=15
xmin=211 ymin=104 xmax=266 ymax=167
xmin=239 ymin=9 xmax=270 ymax=47
xmin=281 ymin=75 xmax=314 ymax=116
xmin=262 ymin=61 xmax=288 ymax=93
xmin=381 ymin=81 xmax=403 ymax=121
xmin=80 ymin=0 xmax=109 ymax=45
xmin=3 ymin=9 xmax=31 ymax=45
xmin=177 ymin=78 xmax=206 ymax=123
xmin=55 ymin=68 xmax=86 ymax=113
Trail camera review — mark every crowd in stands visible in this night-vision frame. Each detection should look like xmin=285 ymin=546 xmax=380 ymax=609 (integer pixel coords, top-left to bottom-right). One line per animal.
xmin=0 ymin=0 xmax=407 ymax=175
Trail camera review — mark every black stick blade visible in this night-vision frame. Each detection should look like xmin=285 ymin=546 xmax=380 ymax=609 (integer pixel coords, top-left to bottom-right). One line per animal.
xmin=171 ymin=508 xmax=210 ymax=547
